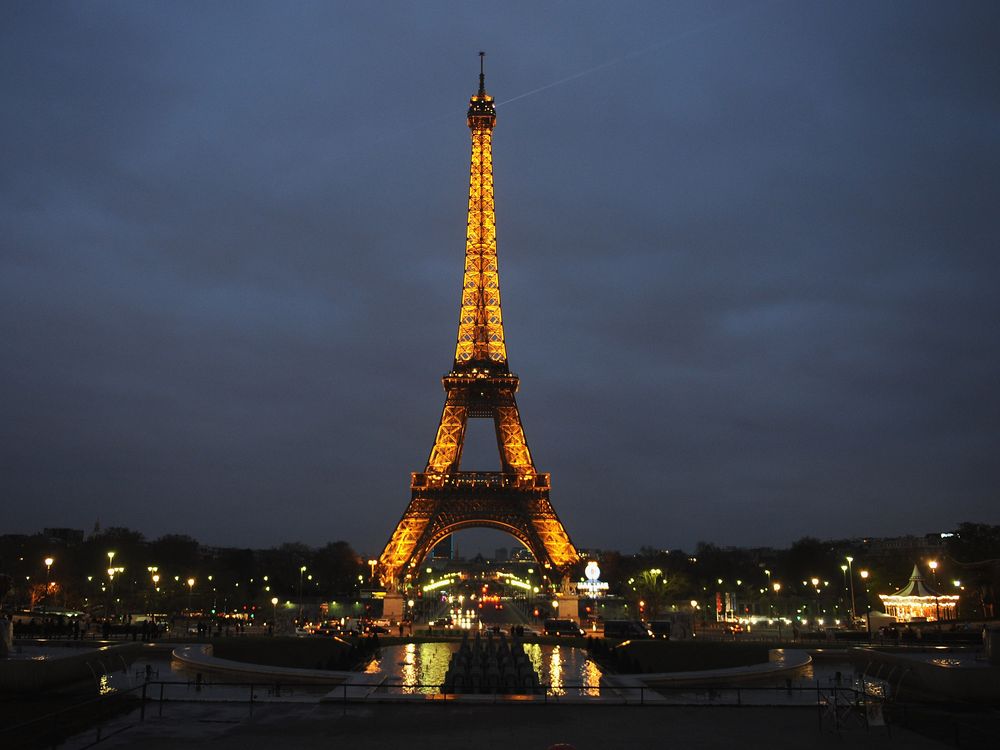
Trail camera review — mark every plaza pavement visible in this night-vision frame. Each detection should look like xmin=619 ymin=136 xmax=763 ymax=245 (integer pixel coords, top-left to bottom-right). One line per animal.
xmin=70 ymin=701 xmax=947 ymax=749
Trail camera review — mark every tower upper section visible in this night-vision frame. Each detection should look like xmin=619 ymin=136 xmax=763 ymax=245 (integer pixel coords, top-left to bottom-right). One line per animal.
xmin=453 ymin=53 xmax=507 ymax=371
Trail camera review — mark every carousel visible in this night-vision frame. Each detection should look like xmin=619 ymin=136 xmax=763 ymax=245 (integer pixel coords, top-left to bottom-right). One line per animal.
xmin=879 ymin=564 xmax=959 ymax=622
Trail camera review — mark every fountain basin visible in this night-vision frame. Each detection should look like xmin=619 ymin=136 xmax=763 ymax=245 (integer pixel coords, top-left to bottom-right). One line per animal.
xmin=0 ymin=642 xmax=146 ymax=693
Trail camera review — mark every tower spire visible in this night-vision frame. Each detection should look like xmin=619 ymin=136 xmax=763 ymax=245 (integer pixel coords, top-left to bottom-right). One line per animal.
xmin=457 ymin=53 xmax=504 ymax=369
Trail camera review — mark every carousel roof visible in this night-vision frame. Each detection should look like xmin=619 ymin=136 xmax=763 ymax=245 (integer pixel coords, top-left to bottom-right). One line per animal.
xmin=883 ymin=564 xmax=942 ymax=598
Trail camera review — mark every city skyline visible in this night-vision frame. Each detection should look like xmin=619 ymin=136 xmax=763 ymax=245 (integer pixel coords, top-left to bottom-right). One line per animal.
xmin=2 ymin=2 xmax=998 ymax=554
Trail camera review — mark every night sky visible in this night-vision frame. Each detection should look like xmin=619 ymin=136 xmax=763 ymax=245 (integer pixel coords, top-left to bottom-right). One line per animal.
xmin=3 ymin=1 xmax=998 ymax=555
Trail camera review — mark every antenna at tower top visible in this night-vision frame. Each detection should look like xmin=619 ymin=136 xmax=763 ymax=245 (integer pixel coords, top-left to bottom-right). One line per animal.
xmin=478 ymin=51 xmax=486 ymax=95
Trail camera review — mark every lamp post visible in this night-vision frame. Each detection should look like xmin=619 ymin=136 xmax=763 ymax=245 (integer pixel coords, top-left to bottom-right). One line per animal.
xmin=860 ymin=570 xmax=871 ymax=639
xmin=107 ymin=566 xmax=124 ymax=619
xmin=146 ymin=566 xmax=158 ymax=614
xmin=840 ymin=564 xmax=848 ymax=618
xmin=928 ymin=561 xmax=940 ymax=621
xmin=771 ymin=582 xmax=782 ymax=637
xmin=298 ymin=566 xmax=307 ymax=624
xmin=368 ymin=559 xmax=377 ymax=584
xmin=43 ymin=557 xmax=54 ymax=608
xmin=105 ymin=552 xmax=116 ymax=619
xmin=187 ymin=577 xmax=195 ymax=613
xmin=271 ymin=597 xmax=279 ymax=634
xmin=846 ymin=556 xmax=856 ymax=624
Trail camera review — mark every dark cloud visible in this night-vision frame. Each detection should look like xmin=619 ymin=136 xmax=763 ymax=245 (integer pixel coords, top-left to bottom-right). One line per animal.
xmin=2 ymin=1 xmax=998 ymax=554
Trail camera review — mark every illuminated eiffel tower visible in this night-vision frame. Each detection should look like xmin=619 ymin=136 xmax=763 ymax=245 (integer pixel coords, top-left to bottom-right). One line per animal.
xmin=377 ymin=55 xmax=579 ymax=592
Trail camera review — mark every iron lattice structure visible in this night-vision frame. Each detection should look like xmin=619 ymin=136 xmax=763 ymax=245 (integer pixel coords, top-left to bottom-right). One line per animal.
xmin=378 ymin=57 xmax=579 ymax=590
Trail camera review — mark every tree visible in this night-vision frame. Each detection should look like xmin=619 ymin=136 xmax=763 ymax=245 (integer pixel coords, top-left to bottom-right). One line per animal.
xmin=28 ymin=583 xmax=50 ymax=610
xmin=149 ymin=535 xmax=202 ymax=574
xmin=313 ymin=541 xmax=363 ymax=594
xmin=947 ymin=522 xmax=1000 ymax=619
xmin=630 ymin=568 xmax=688 ymax=619
xmin=780 ymin=537 xmax=837 ymax=593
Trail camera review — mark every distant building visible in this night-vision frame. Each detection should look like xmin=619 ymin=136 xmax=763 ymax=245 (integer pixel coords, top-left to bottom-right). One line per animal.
xmin=431 ymin=536 xmax=454 ymax=560
xmin=43 ymin=528 xmax=85 ymax=545
xmin=853 ymin=533 xmax=947 ymax=560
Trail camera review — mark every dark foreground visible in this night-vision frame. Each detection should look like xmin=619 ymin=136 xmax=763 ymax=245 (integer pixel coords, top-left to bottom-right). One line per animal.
xmin=54 ymin=701 xmax=952 ymax=750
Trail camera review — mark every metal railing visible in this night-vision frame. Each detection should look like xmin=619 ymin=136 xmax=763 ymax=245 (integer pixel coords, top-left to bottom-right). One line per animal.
xmin=7 ymin=675 xmax=994 ymax=749
xmin=1 ymin=676 xmax=891 ymax=749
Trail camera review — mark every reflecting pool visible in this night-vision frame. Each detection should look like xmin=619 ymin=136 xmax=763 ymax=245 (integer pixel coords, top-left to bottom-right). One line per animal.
xmin=367 ymin=641 xmax=603 ymax=696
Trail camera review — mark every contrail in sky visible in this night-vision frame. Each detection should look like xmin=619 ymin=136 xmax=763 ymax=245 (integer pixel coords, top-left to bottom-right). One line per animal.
xmin=496 ymin=0 xmax=784 ymax=108
xmin=323 ymin=0 xmax=783 ymax=167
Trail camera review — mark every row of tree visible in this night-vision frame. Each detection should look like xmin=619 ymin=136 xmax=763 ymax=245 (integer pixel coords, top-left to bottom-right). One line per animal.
xmin=2 ymin=522 xmax=996 ymax=621
xmin=0 ymin=527 xmax=365 ymax=615
xmin=593 ymin=523 xmax=999 ymax=621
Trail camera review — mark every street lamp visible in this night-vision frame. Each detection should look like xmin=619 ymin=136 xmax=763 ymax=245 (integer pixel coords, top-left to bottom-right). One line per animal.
xmin=368 ymin=559 xmax=377 ymax=583
xmin=840 ymin=564 xmax=848 ymax=617
xmin=859 ymin=570 xmax=871 ymax=637
xmin=271 ymin=596 xmax=279 ymax=634
xmin=298 ymin=565 xmax=307 ymax=624
xmin=187 ymin=577 xmax=195 ymax=613
xmin=810 ymin=577 xmax=821 ymax=620
xmin=43 ymin=557 xmax=54 ymax=600
xmin=147 ymin=566 xmax=158 ymax=614
xmin=845 ymin=556 xmax=856 ymax=623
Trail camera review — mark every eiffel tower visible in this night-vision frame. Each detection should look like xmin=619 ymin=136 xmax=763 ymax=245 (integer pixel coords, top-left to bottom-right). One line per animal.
xmin=377 ymin=55 xmax=579 ymax=592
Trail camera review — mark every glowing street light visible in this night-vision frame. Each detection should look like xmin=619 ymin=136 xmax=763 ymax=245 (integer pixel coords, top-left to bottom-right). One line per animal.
xmin=298 ymin=565 xmax=307 ymax=623
xmin=859 ymin=569 xmax=871 ymax=636
xmin=845 ymin=556 xmax=856 ymax=622
xmin=187 ymin=577 xmax=195 ymax=613
xmin=271 ymin=596 xmax=279 ymax=634
xmin=44 ymin=557 xmax=54 ymax=587
xmin=840 ymin=564 xmax=850 ymax=619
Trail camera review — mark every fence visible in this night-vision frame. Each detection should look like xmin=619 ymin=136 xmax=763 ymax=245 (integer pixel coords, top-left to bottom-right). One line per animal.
xmin=3 ymin=676 xmax=901 ymax=750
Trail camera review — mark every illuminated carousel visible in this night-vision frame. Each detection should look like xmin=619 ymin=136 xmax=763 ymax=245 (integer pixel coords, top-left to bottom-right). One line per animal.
xmin=879 ymin=564 xmax=959 ymax=622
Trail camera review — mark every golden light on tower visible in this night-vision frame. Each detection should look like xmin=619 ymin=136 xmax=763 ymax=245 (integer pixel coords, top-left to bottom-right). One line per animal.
xmin=375 ymin=54 xmax=579 ymax=591
xmin=455 ymin=51 xmax=505 ymax=367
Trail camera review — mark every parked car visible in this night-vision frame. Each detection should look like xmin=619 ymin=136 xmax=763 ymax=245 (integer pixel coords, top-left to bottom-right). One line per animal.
xmin=543 ymin=619 xmax=584 ymax=637
xmin=602 ymin=620 xmax=652 ymax=639
xmin=649 ymin=621 xmax=672 ymax=639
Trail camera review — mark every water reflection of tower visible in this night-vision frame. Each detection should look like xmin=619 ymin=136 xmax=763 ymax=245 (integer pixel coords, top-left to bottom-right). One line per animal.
xmin=549 ymin=645 xmax=563 ymax=695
